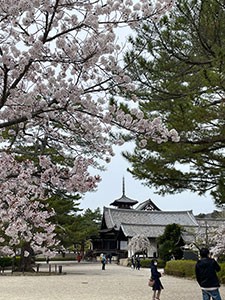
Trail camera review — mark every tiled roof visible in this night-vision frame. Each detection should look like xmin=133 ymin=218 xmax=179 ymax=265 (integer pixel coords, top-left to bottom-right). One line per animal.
xmin=110 ymin=195 xmax=138 ymax=206
xmin=135 ymin=199 xmax=161 ymax=211
xmin=120 ymin=223 xmax=196 ymax=240
xmin=120 ymin=223 xmax=165 ymax=238
xmin=103 ymin=207 xmax=199 ymax=230
xmin=196 ymin=218 xmax=225 ymax=227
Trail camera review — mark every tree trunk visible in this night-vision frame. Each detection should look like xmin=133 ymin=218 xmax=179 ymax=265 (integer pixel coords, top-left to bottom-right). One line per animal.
xmin=16 ymin=243 xmax=35 ymax=272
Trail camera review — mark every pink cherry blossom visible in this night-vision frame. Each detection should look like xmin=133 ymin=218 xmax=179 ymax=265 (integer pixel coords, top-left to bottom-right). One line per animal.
xmin=0 ymin=0 xmax=176 ymax=257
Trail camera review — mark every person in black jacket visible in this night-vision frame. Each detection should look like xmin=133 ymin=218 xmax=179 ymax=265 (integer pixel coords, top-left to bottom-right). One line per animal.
xmin=195 ymin=248 xmax=222 ymax=300
xmin=150 ymin=259 xmax=163 ymax=300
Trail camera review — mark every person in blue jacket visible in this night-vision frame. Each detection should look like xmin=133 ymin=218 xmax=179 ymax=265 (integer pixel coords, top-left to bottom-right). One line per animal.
xmin=195 ymin=248 xmax=222 ymax=300
xmin=150 ymin=259 xmax=163 ymax=300
xmin=101 ymin=254 xmax=106 ymax=270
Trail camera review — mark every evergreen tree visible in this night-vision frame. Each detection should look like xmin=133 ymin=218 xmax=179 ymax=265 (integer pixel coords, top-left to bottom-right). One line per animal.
xmin=123 ymin=0 xmax=225 ymax=205
xmin=46 ymin=193 xmax=81 ymax=251
xmin=157 ymin=224 xmax=184 ymax=261
xmin=71 ymin=208 xmax=102 ymax=257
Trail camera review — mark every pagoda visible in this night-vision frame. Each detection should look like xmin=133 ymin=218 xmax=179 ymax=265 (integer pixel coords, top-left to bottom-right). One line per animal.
xmin=110 ymin=177 xmax=138 ymax=209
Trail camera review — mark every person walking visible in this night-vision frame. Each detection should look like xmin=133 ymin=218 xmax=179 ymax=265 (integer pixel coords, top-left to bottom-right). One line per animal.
xmin=101 ymin=254 xmax=106 ymax=270
xmin=136 ymin=255 xmax=141 ymax=270
xmin=131 ymin=255 xmax=136 ymax=270
xmin=195 ymin=247 xmax=222 ymax=300
xmin=150 ymin=259 xmax=163 ymax=300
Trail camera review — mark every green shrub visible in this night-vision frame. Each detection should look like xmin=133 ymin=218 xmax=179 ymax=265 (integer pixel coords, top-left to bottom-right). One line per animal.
xmin=140 ymin=258 xmax=165 ymax=269
xmin=0 ymin=257 xmax=13 ymax=267
xmin=0 ymin=256 xmax=20 ymax=269
xmin=165 ymin=260 xmax=225 ymax=283
xmin=165 ymin=260 xmax=196 ymax=278
xmin=218 ymin=255 xmax=225 ymax=263
xmin=140 ymin=259 xmax=150 ymax=268
xmin=218 ymin=262 xmax=225 ymax=284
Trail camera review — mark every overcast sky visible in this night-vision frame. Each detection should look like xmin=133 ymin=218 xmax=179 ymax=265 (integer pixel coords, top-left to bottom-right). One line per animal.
xmin=79 ymin=143 xmax=217 ymax=216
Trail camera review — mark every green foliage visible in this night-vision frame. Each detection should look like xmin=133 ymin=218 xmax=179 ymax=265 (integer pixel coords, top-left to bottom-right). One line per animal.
xmin=157 ymin=224 xmax=184 ymax=261
xmin=0 ymin=256 xmax=20 ymax=269
xmin=218 ymin=263 xmax=225 ymax=284
xmin=123 ymin=0 xmax=225 ymax=205
xmin=140 ymin=258 xmax=165 ymax=269
xmin=165 ymin=260 xmax=196 ymax=278
xmin=72 ymin=208 xmax=102 ymax=253
xmin=140 ymin=259 xmax=150 ymax=268
xmin=165 ymin=260 xmax=225 ymax=284
xmin=46 ymin=193 xmax=82 ymax=249
xmin=46 ymin=193 xmax=101 ymax=253
xmin=0 ymin=256 xmax=14 ymax=268
xmin=218 ymin=255 xmax=225 ymax=263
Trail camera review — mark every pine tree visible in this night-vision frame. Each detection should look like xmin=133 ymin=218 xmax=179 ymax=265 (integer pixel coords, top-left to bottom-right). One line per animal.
xmin=123 ymin=0 xmax=225 ymax=205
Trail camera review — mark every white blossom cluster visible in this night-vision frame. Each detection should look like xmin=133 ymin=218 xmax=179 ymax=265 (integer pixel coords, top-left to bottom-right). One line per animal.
xmin=210 ymin=225 xmax=225 ymax=258
xmin=187 ymin=224 xmax=225 ymax=259
xmin=0 ymin=0 xmax=175 ymax=256
xmin=0 ymin=153 xmax=58 ymax=257
xmin=128 ymin=234 xmax=151 ymax=254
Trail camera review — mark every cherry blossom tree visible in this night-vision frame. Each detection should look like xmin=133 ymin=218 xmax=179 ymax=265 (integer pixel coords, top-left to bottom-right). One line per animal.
xmin=209 ymin=225 xmax=225 ymax=258
xmin=128 ymin=234 xmax=151 ymax=257
xmin=187 ymin=225 xmax=225 ymax=260
xmin=186 ymin=224 xmax=223 ymax=259
xmin=0 ymin=0 xmax=176 ymax=268
xmin=0 ymin=153 xmax=59 ymax=271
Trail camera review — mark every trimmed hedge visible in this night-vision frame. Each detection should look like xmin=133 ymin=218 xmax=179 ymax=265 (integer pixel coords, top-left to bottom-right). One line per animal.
xmin=127 ymin=258 xmax=165 ymax=269
xmin=165 ymin=260 xmax=196 ymax=278
xmin=218 ymin=262 xmax=225 ymax=284
xmin=140 ymin=258 xmax=166 ymax=269
xmin=165 ymin=260 xmax=225 ymax=284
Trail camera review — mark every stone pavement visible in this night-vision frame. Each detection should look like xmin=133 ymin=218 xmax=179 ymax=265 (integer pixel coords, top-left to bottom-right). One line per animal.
xmin=0 ymin=262 xmax=225 ymax=300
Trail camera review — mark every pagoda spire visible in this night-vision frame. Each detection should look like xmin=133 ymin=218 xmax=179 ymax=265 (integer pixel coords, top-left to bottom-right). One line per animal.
xmin=110 ymin=176 xmax=138 ymax=209
xmin=122 ymin=177 xmax=125 ymax=196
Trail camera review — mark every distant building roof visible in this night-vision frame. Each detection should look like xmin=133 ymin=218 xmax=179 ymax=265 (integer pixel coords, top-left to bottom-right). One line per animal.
xmin=103 ymin=207 xmax=199 ymax=231
xmin=120 ymin=223 xmax=166 ymax=238
xmin=196 ymin=217 xmax=225 ymax=227
xmin=120 ymin=223 xmax=196 ymax=239
xmin=135 ymin=199 xmax=161 ymax=211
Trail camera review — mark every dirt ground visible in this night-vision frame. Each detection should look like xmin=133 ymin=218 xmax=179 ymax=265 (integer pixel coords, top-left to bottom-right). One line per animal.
xmin=0 ymin=262 xmax=224 ymax=300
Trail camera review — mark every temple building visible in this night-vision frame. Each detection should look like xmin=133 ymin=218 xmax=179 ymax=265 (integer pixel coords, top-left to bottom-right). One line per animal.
xmin=92 ymin=179 xmax=199 ymax=259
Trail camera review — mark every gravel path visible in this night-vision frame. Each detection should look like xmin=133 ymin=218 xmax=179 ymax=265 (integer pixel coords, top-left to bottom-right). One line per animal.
xmin=0 ymin=262 xmax=224 ymax=300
